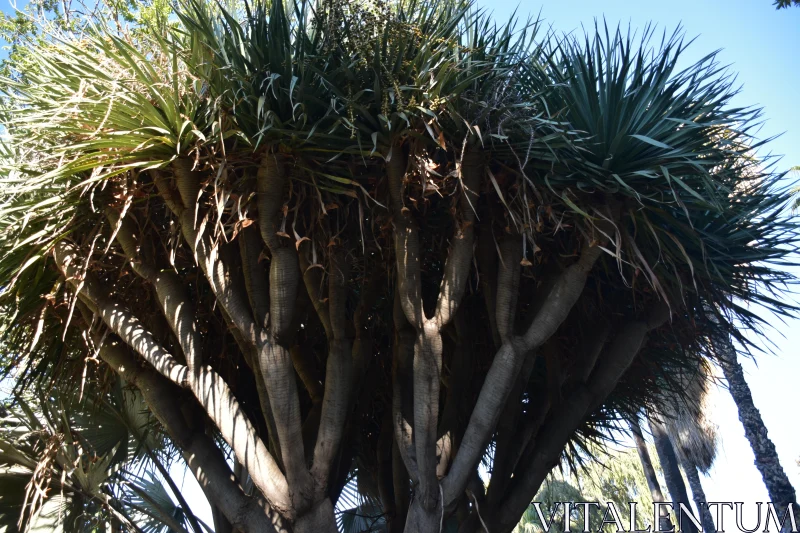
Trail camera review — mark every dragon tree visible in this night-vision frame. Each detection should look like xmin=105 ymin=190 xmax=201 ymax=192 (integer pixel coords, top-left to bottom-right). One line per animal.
xmin=0 ymin=1 xmax=797 ymax=532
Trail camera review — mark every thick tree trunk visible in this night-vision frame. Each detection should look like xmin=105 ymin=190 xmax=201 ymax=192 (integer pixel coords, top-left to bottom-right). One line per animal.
xmin=718 ymin=341 xmax=799 ymax=527
xmin=650 ymin=417 xmax=698 ymax=533
xmin=86 ymin=328 xmax=281 ymax=533
xmin=405 ymin=497 xmax=444 ymax=533
xmin=208 ymin=505 xmax=233 ymax=533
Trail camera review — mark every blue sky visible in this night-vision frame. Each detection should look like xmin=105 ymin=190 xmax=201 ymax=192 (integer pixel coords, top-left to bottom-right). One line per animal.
xmin=2 ymin=0 xmax=798 ymax=529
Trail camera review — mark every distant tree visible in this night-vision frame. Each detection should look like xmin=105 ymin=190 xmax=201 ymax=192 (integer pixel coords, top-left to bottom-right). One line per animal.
xmin=0 ymin=0 xmax=170 ymax=76
xmin=661 ymin=362 xmax=718 ymax=533
xmin=579 ymin=447 xmax=660 ymax=532
xmin=515 ymin=479 xmax=587 ymax=533
xmin=516 ymin=446 xmax=662 ymax=533
xmin=629 ymin=415 xmax=669 ymax=531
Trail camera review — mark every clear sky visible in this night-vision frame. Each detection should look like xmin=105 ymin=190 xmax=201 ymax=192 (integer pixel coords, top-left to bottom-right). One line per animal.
xmin=1 ymin=0 xmax=798 ymax=529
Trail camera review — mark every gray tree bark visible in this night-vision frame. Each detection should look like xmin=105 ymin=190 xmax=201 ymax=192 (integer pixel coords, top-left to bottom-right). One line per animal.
xmin=54 ymin=153 xmax=690 ymax=533
xmin=630 ymin=415 xmax=674 ymax=531
xmin=718 ymin=340 xmax=799 ymax=528
xmin=679 ymin=455 xmax=716 ymax=533
xmin=650 ymin=417 xmax=698 ymax=533
xmin=630 ymin=415 xmax=666 ymax=504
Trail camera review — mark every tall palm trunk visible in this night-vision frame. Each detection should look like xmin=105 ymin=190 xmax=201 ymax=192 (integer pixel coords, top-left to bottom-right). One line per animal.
xmin=719 ymin=340 xmax=799 ymax=526
xmin=630 ymin=416 xmax=671 ymax=531
xmin=650 ymin=417 xmax=698 ymax=533
xmin=678 ymin=454 xmax=716 ymax=533
xmin=630 ymin=416 xmax=666 ymax=503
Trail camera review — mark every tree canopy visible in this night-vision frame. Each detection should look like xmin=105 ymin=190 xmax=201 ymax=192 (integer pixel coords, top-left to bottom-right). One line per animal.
xmin=0 ymin=0 xmax=797 ymax=532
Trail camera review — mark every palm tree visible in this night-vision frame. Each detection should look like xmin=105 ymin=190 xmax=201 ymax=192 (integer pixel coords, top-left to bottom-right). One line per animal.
xmin=0 ymin=1 xmax=797 ymax=532
xmin=716 ymin=338 xmax=799 ymax=527
xmin=629 ymin=416 xmax=666 ymax=505
xmin=0 ymin=380 xmax=208 ymax=533
xmin=649 ymin=416 xmax=698 ymax=533
xmin=629 ymin=416 xmax=672 ymax=531
xmin=662 ymin=362 xmax=718 ymax=533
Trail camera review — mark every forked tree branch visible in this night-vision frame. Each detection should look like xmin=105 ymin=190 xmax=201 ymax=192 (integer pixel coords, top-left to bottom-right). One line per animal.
xmin=433 ymin=150 xmax=483 ymax=327
xmin=74 ymin=300 xmax=282 ymax=533
xmin=107 ymin=206 xmax=283 ymax=478
xmin=105 ymin=209 xmax=202 ymax=372
xmin=493 ymin=303 xmax=670 ymax=532
xmin=387 ymin=148 xmax=424 ymax=328
xmin=485 ymin=346 xmax=536 ymax=506
xmin=99 ymin=340 xmax=283 ymax=533
xmin=392 ymin=292 xmax=419 ymax=482
xmin=388 ymin=145 xmax=484 ymax=514
xmin=442 ymin=240 xmax=604 ymax=506
xmin=490 ymin=320 xmax=609 ymax=505
xmin=54 ymin=241 xmax=293 ymax=516
xmin=153 ymin=164 xmax=262 ymax=349
xmin=54 ymin=242 xmax=187 ymax=384
xmin=311 ymin=250 xmax=354 ymax=494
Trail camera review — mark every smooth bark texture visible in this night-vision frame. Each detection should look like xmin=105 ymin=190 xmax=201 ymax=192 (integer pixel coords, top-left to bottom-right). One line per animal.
xmin=492 ymin=304 xmax=670 ymax=533
xmin=311 ymin=251 xmax=353 ymax=494
xmin=444 ymin=243 xmax=604 ymax=508
xmin=106 ymin=209 xmax=295 ymax=511
xmin=255 ymin=155 xmax=334 ymax=526
xmin=388 ymin=146 xmax=485 ymax=532
xmin=55 ymin=242 xmax=293 ymax=515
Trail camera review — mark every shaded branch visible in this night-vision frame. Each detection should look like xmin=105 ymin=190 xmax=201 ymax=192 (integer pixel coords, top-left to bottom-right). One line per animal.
xmin=256 ymin=153 xmax=316 ymax=509
xmin=311 ymin=250 xmax=354 ymax=493
xmin=392 ymin=293 xmax=419 ymax=482
xmin=239 ymin=224 xmax=270 ymax=329
xmin=54 ymin=241 xmax=187 ymax=385
xmin=493 ymin=303 xmax=670 ymax=532
xmin=153 ymin=165 xmax=262 ymax=349
xmin=56 ymin=240 xmax=292 ymax=516
xmin=443 ymin=241 xmax=605 ymax=506
xmin=84 ymin=324 xmax=282 ymax=533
